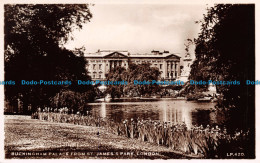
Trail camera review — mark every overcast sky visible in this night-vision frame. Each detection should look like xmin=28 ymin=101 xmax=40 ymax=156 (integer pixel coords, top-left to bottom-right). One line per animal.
xmin=64 ymin=4 xmax=210 ymax=59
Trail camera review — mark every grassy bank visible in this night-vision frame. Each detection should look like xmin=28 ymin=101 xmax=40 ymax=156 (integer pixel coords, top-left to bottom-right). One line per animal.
xmin=5 ymin=115 xmax=194 ymax=159
xmin=31 ymin=112 xmax=251 ymax=158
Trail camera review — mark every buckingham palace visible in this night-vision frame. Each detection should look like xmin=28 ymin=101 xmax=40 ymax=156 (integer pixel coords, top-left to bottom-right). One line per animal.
xmin=84 ymin=50 xmax=181 ymax=81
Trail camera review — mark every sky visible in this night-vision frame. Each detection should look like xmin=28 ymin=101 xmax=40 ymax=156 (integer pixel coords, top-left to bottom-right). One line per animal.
xmin=64 ymin=4 xmax=210 ymax=59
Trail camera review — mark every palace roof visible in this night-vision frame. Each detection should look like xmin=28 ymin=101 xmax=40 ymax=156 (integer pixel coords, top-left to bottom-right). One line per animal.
xmin=84 ymin=50 xmax=180 ymax=58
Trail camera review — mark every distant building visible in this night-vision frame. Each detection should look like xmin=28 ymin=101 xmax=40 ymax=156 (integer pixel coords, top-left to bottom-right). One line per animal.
xmin=84 ymin=50 xmax=181 ymax=81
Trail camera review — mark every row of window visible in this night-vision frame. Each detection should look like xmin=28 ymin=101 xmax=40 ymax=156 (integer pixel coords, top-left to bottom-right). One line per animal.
xmin=92 ymin=73 xmax=177 ymax=79
xmin=89 ymin=60 xmax=128 ymax=63
xmin=133 ymin=60 xmax=162 ymax=63
xmin=91 ymin=71 xmax=103 ymax=79
xmin=92 ymin=74 xmax=102 ymax=79
xmin=89 ymin=63 xmax=128 ymax=70
xmin=89 ymin=63 xmax=177 ymax=70
xmin=92 ymin=74 xmax=177 ymax=79
xmin=110 ymin=63 xmax=127 ymax=67
xmin=91 ymin=71 xmax=178 ymax=79
xmin=132 ymin=60 xmax=178 ymax=63
xmin=91 ymin=64 xmax=102 ymax=69
xmin=167 ymin=72 xmax=178 ymax=78
xmin=152 ymin=64 xmax=177 ymax=70
xmin=89 ymin=59 xmax=178 ymax=64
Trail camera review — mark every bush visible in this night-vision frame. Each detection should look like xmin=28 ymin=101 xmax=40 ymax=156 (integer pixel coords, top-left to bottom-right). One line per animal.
xmin=50 ymin=90 xmax=95 ymax=113
xmin=186 ymin=92 xmax=205 ymax=101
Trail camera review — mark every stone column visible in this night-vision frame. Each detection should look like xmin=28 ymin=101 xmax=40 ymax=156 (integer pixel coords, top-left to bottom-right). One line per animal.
xmin=175 ymin=62 xmax=178 ymax=78
xmin=170 ymin=62 xmax=173 ymax=79
xmin=167 ymin=61 xmax=170 ymax=79
xmin=102 ymin=60 xmax=106 ymax=80
xmin=111 ymin=60 xmax=114 ymax=69
xmin=108 ymin=60 xmax=110 ymax=72
xmin=172 ymin=62 xmax=175 ymax=78
xmin=164 ymin=60 xmax=167 ymax=79
xmin=125 ymin=60 xmax=128 ymax=69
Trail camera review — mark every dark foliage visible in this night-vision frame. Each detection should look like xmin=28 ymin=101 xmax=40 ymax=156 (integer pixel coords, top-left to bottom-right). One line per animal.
xmin=4 ymin=4 xmax=95 ymax=113
xmin=105 ymin=63 xmax=161 ymax=98
xmin=189 ymin=4 xmax=255 ymax=157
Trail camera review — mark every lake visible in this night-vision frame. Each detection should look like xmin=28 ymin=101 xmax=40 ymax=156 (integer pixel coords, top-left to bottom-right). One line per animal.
xmin=87 ymin=99 xmax=226 ymax=129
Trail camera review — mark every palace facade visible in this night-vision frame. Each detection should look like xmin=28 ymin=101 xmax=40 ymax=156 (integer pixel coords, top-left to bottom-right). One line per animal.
xmin=84 ymin=50 xmax=181 ymax=81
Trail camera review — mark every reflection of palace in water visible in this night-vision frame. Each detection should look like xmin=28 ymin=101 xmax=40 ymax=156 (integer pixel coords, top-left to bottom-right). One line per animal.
xmin=84 ymin=50 xmax=181 ymax=81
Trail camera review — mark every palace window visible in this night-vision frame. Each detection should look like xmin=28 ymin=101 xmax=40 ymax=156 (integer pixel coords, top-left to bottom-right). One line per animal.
xmin=160 ymin=64 xmax=163 ymax=69
xmin=93 ymin=64 xmax=96 ymax=69
xmin=99 ymin=64 xmax=102 ymax=69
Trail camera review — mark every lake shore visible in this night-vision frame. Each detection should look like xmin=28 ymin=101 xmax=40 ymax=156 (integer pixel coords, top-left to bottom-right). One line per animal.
xmin=94 ymin=96 xmax=187 ymax=102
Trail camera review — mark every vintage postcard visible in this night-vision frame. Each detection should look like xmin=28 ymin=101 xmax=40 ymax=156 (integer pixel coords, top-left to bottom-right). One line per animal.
xmin=0 ymin=0 xmax=259 ymax=162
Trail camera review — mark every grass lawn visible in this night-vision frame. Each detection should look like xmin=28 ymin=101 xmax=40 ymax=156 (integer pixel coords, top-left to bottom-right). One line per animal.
xmin=4 ymin=115 xmax=196 ymax=159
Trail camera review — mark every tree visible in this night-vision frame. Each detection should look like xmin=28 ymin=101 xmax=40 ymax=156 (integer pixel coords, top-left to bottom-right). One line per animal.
xmin=105 ymin=66 xmax=127 ymax=99
xmin=105 ymin=63 xmax=161 ymax=98
xmin=189 ymin=5 xmax=255 ymax=157
xmin=4 ymin=4 xmax=94 ymax=113
xmin=190 ymin=5 xmax=255 ymax=130
xmin=50 ymin=89 xmax=95 ymax=114
xmin=127 ymin=63 xmax=161 ymax=96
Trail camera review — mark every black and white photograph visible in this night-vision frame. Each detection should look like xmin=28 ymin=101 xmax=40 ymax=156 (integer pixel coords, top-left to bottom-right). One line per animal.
xmin=1 ymin=0 xmax=258 ymax=161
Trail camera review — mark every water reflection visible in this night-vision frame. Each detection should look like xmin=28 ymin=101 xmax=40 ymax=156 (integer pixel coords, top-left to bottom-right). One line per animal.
xmin=100 ymin=102 xmax=106 ymax=118
xmin=162 ymin=101 xmax=167 ymax=122
xmin=88 ymin=99 xmax=224 ymax=129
